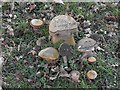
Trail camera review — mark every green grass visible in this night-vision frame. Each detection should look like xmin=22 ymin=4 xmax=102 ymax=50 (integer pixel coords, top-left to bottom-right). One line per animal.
xmin=1 ymin=2 xmax=119 ymax=88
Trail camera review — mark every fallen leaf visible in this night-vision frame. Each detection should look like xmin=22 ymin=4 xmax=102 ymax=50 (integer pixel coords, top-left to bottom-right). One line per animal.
xmin=15 ymin=72 xmax=23 ymax=81
xmin=36 ymin=71 xmax=41 ymax=77
xmin=53 ymin=0 xmax=64 ymax=4
xmin=30 ymin=50 xmax=37 ymax=55
xmin=10 ymin=40 xmax=15 ymax=47
xmin=49 ymin=72 xmax=59 ymax=80
xmin=70 ymin=70 xmax=80 ymax=83
xmin=36 ymin=36 xmax=47 ymax=46
xmin=59 ymin=66 xmax=70 ymax=78
xmin=29 ymin=3 xmax=36 ymax=12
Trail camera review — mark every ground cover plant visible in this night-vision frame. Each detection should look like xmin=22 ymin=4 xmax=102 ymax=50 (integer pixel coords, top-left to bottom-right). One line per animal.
xmin=0 ymin=1 xmax=119 ymax=88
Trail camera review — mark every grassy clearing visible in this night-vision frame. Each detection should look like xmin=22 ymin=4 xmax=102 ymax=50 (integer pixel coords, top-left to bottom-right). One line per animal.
xmin=1 ymin=2 xmax=119 ymax=88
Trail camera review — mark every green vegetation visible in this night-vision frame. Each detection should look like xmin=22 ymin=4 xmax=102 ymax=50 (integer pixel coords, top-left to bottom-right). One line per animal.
xmin=1 ymin=2 xmax=119 ymax=88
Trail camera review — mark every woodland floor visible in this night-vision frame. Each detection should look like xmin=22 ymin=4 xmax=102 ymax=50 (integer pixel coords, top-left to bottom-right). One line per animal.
xmin=0 ymin=2 xmax=120 ymax=88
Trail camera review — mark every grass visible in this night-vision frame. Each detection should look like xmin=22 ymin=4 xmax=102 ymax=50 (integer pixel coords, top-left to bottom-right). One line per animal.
xmin=1 ymin=2 xmax=119 ymax=88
